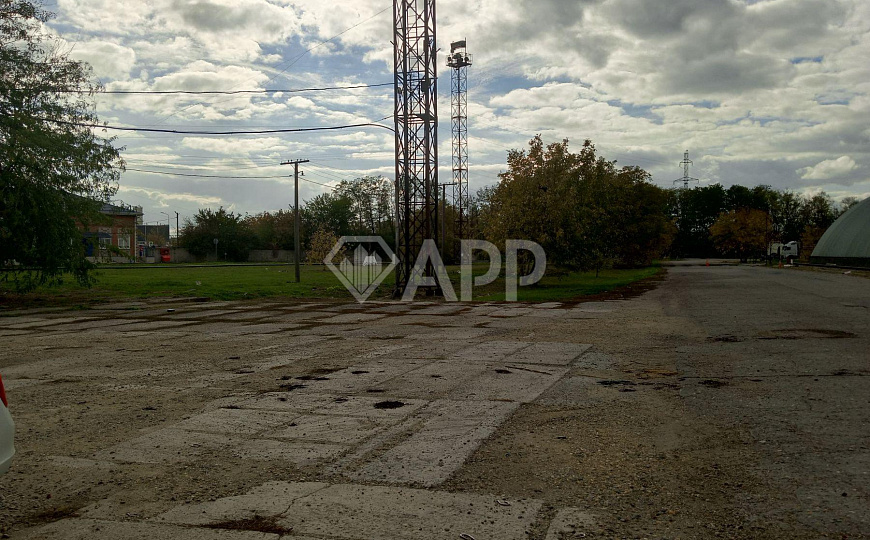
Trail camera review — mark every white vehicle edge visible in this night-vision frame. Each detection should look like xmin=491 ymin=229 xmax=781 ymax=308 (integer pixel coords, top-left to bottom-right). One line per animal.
xmin=0 ymin=374 xmax=14 ymax=475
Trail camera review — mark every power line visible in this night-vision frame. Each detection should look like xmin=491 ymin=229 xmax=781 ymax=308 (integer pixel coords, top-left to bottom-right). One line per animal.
xmin=126 ymin=167 xmax=336 ymax=189
xmin=41 ymin=118 xmax=394 ymax=135
xmin=89 ymin=82 xmax=394 ymax=96
xmin=152 ymin=6 xmax=392 ymax=127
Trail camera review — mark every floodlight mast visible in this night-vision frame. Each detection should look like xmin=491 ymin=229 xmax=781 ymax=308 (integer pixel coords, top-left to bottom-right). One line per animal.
xmin=447 ymin=40 xmax=472 ymax=256
xmin=392 ymin=0 xmax=439 ymax=297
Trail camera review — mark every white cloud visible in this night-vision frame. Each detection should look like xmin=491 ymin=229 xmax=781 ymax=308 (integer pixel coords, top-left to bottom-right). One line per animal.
xmin=41 ymin=0 xmax=870 ymax=223
xmin=799 ymin=156 xmax=858 ymax=180
xmin=68 ymin=40 xmax=137 ymax=80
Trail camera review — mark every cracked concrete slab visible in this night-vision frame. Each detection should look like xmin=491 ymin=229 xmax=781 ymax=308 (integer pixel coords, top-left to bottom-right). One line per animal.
xmin=452 ymin=340 xmax=530 ymax=361
xmin=230 ymin=438 xmax=346 ymax=466
xmin=310 ymin=362 xmax=425 ymax=393
xmin=448 ymin=364 xmax=570 ymax=403
xmin=155 ymin=481 xmax=328 ymax=526
xmin=98 ymin=428 xmax=240 ymax=464
xmin=277 ymin=483 xmax=541 ymax=540
xmin=154 ymin=481 xmax=542 ymax=540
xmin=376 ymin=360 xmax=489 ymax=399
xmin=506 ymin=341 xmax=592 ymax=365
xmin=267 ymin=414 xmax=384 ymax=444
xmin=14 ymin=518 xmax=279 ymax=539
xmin=176 ymin=408 xmax=295 ymax=436
xmin=350 ymin=399 xmax=519 ymax=486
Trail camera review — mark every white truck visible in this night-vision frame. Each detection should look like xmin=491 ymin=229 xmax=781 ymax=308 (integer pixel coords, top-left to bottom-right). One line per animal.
xmin=768 ymin=241 xmax=800 ymax=263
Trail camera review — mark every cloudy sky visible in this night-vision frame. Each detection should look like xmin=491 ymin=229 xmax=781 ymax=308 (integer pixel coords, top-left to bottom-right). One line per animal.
xmin=44 ymin=0 xmax=870 ymax=232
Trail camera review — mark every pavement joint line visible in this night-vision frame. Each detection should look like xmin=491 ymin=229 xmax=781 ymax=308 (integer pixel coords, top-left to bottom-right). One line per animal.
xmin=503 ymin=364 xmax=560 ymax=375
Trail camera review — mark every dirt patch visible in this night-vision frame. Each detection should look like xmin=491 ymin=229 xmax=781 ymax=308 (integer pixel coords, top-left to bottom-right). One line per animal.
xmin=22 ymin=506 xmax=81 ymax=527
xmin=443 ymin=403 xmax=762 ymax=539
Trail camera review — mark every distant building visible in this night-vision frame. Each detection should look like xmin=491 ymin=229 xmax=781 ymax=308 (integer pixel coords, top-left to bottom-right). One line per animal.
xmin=136 ymin=224 xmax=170 ymax=247
xmin=811 ymin=197 xmax=870 ymax=267
xmin=82 ymin=203 xmax=141 ymax=260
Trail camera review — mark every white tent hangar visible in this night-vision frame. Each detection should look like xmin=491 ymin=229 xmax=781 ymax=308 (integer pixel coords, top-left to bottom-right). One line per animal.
xmin=811 ymin=197 xmax=870 ymax=267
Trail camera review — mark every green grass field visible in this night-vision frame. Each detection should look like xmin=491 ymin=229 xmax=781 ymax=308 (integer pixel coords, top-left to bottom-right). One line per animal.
xmin=1 ymin=263 xmax=662 ymax=305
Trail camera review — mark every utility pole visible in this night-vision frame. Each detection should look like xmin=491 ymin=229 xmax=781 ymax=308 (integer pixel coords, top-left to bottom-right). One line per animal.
xmin=281 ymin=159 xmax=309 ymax=283
xmin=175 ymin=212 xmax=179 ymax=247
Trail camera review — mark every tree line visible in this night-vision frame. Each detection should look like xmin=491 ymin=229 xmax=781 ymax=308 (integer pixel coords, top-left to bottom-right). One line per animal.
xmin=181 ymin=136 xmax=860 ymax=268
xmin=470 ymin=136 xmax=858 ymax=268
xmin=178 ymin=176 xmax=394 ymax=262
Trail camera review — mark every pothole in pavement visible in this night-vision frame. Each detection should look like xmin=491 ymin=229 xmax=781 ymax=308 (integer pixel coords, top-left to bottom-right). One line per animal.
xmin=373 ymin=400 xmax=405 ymax=409
xmin=709 ymin=334 xmax=744 ymax=343
xmin=758 ymin=328 xmax=856 ymax=340
xmin=294 ymin=375 xmax=330 ymax=381
xmin=699 ymin=379 xmax=728 ymax=388
xmin=351 ymin=370 xmax=370 ymax=375
xmin=494 ymin=369 xmax=512 ymax=374
xmin=278 ymin=383 xmax=307 ymax=391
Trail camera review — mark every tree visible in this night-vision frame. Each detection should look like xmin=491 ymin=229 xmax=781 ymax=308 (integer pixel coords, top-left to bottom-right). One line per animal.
xmin=1 ymin=1 xmax=124 ymax=290
xmin=710 ymin=208 xmax=771 ymax=262
xmin=838 ymin=196 xmax=860 ymax=216
xmin=667 ymin=184 xmax=726 ymax=257
xmin=179 ymin=208 xmax=254 ymax=261
xmin=334 ymin=176 xmax=394 ymax=237
xmin=306 ymin=227 xmax=339 ymax=268
xmin=302 ymin=193 xmax=354 ymax=242
xmin=479 ymin=135 xmax=673 ymax=272
xmin=246 ymin=209 xmax=295 ymax=251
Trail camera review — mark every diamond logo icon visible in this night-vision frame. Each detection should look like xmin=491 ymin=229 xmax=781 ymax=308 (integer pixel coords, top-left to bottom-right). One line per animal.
xmin=324 ymin=236 xmax=397 ymax=302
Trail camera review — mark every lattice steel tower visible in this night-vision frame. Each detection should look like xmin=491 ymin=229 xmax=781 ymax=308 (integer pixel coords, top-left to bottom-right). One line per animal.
xmin=447 ymin=40 xmax=471 ymax=246
xmin=393 ymin=0 xmax=439 ymax=296
xmin=674 ymin=149 xmax=699 ymax=189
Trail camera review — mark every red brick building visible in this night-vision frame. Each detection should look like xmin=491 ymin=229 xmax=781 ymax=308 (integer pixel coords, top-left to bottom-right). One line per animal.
xmin=82 ymin=203 xmax=141 ymax=260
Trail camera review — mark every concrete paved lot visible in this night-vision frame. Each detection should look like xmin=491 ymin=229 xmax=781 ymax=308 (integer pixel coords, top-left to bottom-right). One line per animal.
xmin=0 ymin=265 xmax=868 ymax=538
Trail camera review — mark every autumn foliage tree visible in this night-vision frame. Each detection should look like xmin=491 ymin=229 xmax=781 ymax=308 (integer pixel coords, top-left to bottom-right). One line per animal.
xmin=306 ymin=227 xmax=340 ymax=268
xmin=479 ymin=136 xmax=673 ymax=273
xmin=709 ymin=208 xmax=771 ymax=262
